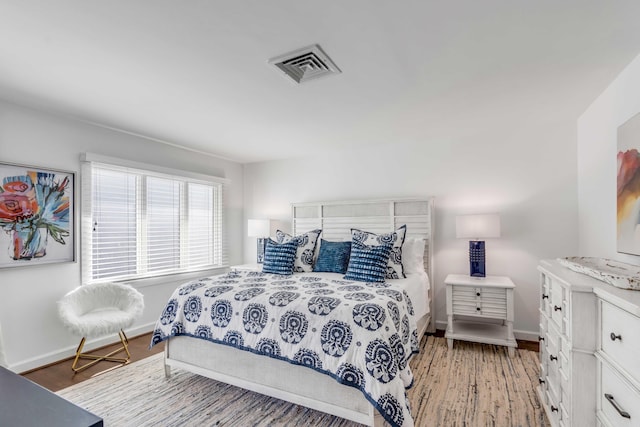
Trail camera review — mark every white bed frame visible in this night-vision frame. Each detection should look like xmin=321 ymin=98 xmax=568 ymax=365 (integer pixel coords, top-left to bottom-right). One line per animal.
xmin=164 ymin=198 xmax=435 ymax=426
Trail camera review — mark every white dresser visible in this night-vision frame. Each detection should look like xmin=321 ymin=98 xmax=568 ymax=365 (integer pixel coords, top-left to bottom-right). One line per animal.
xmin=538 ymin=259 xmax=640 ymax=427
xmin=594 ymin=286 xmax=640 ymax=427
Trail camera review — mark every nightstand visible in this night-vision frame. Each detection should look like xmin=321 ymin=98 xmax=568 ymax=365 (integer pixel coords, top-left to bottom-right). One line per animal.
xmin=445 ymin=273 xmax=517 ymax=356
xmin=230 ymin=263 xmax=262 ymax=272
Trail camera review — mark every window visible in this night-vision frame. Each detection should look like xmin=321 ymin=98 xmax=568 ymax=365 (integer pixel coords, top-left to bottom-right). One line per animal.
xmin=81 ymin=156 xmax=226 ymax=283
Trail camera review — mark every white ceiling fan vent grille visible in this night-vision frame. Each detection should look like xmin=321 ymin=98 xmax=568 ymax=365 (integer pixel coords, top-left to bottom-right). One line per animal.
xmin=268 ymin=44 xmax=341 ymax=84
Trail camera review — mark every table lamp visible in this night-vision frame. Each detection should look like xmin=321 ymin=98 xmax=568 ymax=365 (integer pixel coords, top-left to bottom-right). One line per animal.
xmin=248 ymin=219 xmax=272 ymax=263
xmin=456 ymin=214 xmax=501 ymax=277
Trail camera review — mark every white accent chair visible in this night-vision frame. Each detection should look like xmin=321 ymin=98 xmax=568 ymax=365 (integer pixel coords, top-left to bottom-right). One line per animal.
xmin=58 ymin=282 xmax=144 ymax=373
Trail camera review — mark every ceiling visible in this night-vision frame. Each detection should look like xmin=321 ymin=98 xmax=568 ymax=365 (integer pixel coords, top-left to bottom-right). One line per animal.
xmin=1 ymin=1 xmax=640 ymax=164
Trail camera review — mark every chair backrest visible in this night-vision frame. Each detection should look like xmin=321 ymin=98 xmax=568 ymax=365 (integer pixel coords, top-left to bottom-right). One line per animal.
xmin=60 ymin=282 xmax=144 ymax=317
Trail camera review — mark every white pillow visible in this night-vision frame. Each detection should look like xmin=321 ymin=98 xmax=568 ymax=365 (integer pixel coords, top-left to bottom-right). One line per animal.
xmin=402 ymin=238 xmax=426 ymax=274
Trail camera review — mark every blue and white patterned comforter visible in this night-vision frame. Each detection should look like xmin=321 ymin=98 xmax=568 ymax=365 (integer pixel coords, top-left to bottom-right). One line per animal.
xmin=151 ymin=270 xmax=419 ymax=427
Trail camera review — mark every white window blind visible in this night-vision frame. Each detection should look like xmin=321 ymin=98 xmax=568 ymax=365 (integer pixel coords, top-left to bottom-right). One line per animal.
xmin=81 ymin=156 xmax=227 ymax=284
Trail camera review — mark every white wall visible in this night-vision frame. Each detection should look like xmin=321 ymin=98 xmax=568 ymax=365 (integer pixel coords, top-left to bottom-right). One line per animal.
xmin=578 ymin=52 xmax=640 ymax=263
xmin=0 ymin=100 xmax=244 ymax=372
xmin=244 ymin=120 xmax=579 ymax=338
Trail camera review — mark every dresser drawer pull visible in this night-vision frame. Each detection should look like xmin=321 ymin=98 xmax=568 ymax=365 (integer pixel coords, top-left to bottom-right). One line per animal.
xmin=542 ymin=294 xmax=549 ymax=300
xmin=553 ymin=305 xmax=562 ymax=312
xmin=549 ymin=354 xmax=557 ymax=362
xmin=476 ymin=307 xmax=481 ymax=311
xmin=605 ymin=393 xmax=631 ymax=419
xmin=476 ymin=292 xmax=481 ymax=297
xmin=538 ymin=378 xmax=545 ymax=385
xmin=538 ymin=336 xmax=545 ymax=342
xmin=610 ymin=332 xmax=622 ymax=341
xmin=551 ymin=405 xmax=558 ymax=413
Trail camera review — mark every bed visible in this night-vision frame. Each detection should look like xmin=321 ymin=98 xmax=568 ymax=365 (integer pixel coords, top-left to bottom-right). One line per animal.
xmin=151 ymin=198 xmax=435 ymax=427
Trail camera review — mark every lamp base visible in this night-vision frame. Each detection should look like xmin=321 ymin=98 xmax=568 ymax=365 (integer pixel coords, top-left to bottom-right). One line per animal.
xmin=256 ymin=238 xmax=266 ymax=264
xmin=469 ymin=240 xmax=486 ymax=277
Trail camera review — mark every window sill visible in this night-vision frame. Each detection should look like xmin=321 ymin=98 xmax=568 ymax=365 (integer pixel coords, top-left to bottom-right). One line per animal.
xmin=117 ymin=266 xmax=230 ymax=289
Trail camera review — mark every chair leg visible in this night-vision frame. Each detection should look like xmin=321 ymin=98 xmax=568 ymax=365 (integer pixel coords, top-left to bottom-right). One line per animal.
xmin=71 ymin=329 xmax=132 ymax=373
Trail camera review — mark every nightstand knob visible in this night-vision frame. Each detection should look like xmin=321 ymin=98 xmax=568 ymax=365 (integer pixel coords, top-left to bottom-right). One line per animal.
xmin=551 ymin=405 xmax=558 ymax=413
xmin=542 ymin=294 xmax=549 ymax=300
xmin=554 ymin=305 xmax=562 ymax=312
xmin=550 ymin=354 xmax=558 ymax=362
xmin=610 ymin=332 xmax=622 ymax=341
xmin=476 ymin=307 xmax=481 ymax=311
xmin=538 ymin=336 xmax=545 ymax=342
xmin=476 ymin=292 xmax=481 ymax=297
xmin=539 ymin=378 xmax=545 ymax=385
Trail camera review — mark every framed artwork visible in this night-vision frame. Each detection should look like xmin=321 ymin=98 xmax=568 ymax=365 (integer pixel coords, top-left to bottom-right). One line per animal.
xmin=0 ymin=162 xmax=75 ymax=267
xmin=617 ymin=112 xmax=640 ymax=255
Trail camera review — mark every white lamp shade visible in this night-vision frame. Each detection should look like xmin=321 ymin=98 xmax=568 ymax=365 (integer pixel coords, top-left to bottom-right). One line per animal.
xmin=248 ymin=219 xmax=271 ymax=237
xmin=456 ymin=214 xmax=501 ymax=239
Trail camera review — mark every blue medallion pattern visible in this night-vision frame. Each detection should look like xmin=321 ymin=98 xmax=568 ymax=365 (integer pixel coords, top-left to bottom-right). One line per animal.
xmin=256 ymin=338 xmax=281 ymax=356
xmin=307 ymin=296 xmax=340 ymax=315
xmin=344 ymin=292 xmax=375 ymax=301
xmin=211 ymin=300 xmax=233 ymax=327
xmin=305 ymin=289 xmax=335 ymax=295
xmin=279 ymin=311 xmax=308 ymax=344
xmin=402 ymin=290 xmax=414 ymax=315
xmin=293 ymin=348 xmax=322 ymax=369
xmin=179 ymin=282 xmax=205 ymax=295
xmin=320 ymin=320 xmax=352 ymax=356
xmin=376 ymin=289 xmax=403 ymax=302
xmin=352 ymin=303 xmax=386 ymax=331
xmin=336 ymin=363 xmax=365 ymax=388
xmin=223 ymin=330 xmax=244 ymax=347
xmin=401 ymin=315 xmax=410 ymax=344
xmin=389 ymin=333 xmax=407 ymax=370
xmin=243 ymin=304 xmax=269 ymax=334
xmin=183 ymin=296 xmax=202 ymax=322
xmin=194 ymin=325 xmax=212 ymax=340
xmin=150 ymin=269 xmax=419 ymax=427
xmin=337 ymin=285 xmax=364 ymax=292
xmin=269 ymin=291 xmax=300 ymax=307
xmin=378 ymin=393 xmax=405 ymax=425
xmin=387 ymin=302 xmax=401 ymax=331
xmin=234 ymin=288 xmax=265 ymax=301
xmin=302 ymin=282 xmax=328 ymax=289
xmin=205 ymin=286 xmax=233 ymax=297
xmin=160 ymin=299 xmax=179 ymax=325
xmin=365 ymin=339 xmax=398 ymax=383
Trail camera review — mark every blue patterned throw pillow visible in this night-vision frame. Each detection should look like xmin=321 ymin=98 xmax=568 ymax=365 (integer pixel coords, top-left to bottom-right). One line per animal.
xmin=351 ymin=225 xmax=407 ymax=279
xmin=275 ymin=229 xmax=322 ymax=273
xmin=262 ymin=239 xmax=298 ymax=275
xmin=313 ymin=240 xmax=351 ymax=273
xmin=344 ymin=240 xmax=393 ymax=283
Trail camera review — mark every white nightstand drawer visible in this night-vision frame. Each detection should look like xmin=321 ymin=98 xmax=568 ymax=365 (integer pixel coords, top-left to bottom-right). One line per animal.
xmin=601 ymin=301 xmax=640 ymax=386
xmin=599 ymin=361 xmax=638 ymax=426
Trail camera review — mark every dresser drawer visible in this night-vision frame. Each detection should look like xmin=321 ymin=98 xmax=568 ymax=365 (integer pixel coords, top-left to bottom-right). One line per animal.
xmin=549 ymin=278 xmax=566 ymax=334
xmin=600 ymin=301 xmax=640 ymax=386
xmin=599 ymin=361 xmax=639 ymax=427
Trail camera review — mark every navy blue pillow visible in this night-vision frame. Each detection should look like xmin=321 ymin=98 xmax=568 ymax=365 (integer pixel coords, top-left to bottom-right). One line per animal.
xmin=344 ymin=240 xmax=393 ymax=283
xmin=313 ymin=240 xmax=351 ymax=273
xmin=262 ymin=238 xmax=297 ymax=275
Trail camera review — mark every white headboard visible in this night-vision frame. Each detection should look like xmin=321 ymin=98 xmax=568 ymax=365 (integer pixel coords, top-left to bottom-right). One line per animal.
xmin=292 ymin=198 xmax=435 ymax=332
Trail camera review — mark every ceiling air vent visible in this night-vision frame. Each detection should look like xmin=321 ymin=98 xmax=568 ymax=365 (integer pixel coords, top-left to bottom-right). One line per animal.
xmin=268 ymin=44 xmax=341 ymax=84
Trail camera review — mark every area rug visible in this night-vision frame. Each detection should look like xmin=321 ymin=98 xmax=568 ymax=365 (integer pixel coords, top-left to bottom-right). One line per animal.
xmin=57 ymin=336 xmax=548 ymax=427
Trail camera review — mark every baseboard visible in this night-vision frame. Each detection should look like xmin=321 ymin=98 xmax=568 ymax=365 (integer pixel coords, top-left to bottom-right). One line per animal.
xmin=12 ymin=322 xmax=156 ymax=374
xmin=433 ymin=320 xmax=538 ymax=343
